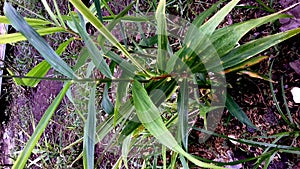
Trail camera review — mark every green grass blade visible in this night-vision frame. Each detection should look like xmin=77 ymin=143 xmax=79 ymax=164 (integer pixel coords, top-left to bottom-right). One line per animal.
xmin=98 ymin=2 xmax=134 ymax=44
xmin=199 ymin=0 xmax=239 ymax=36
xmin=73 ymin=15 xmax=113 ymax=78
xmin=94 ymin=0 xmax=104 ymax=23
xmin=132 ymin=80 xmax=224 ymax=168
xmin=255 ymin=0 xmax=275 ymax=13
xmin=73 ymin=48 xmax=89 ymax=71
xmin=70 ymin=0 xmax=147 ymax=74
xmin=0 ymin=27 xmax=65 ymax=44
xmin=121 ymin=135 xmax=131 ymax=169
xmin=55 ymin=37 xmax=76 ymax=56
xmin=6 ymin=68 xmax=25 ymax=86
xmin=101 ymin=84 xmax=114 ymax=114
xmin=12 ymin=81 xmax=72 ymax=169
xmin=177 ymin=78 xmax=189 ymax=150
xmin=180 ymin=155 xmax=189 ymax=169
xmin=177 ymin=0 xmax=239 ymax=72
xmin=97 ymin=100 xmax=134 ymax=144
xmin=4 ymin=2 xmax=77 ymax=79
xmin=162 ymin=145 xmax=167 ymax=169
xmin=185 ymin=0 xmax=224 ymax=42
xmin=269 ymin=60 xmax=291 ymax=125
xmin=114 ymin=73 xmax=130 ymax=126
xmin=22 ymin=37 xmax=75 ymax=87
xmin=225 ymin=93 xmax=258 ymax=129
xmin=103 ymin=47 xmax=137 ymax=76
xmin=53 ymin=0 xmax=66 ymax=28
xmin=221 ymin=27 xmax=300 ymax=69
xmin=83 ymin=85 xmax=97 ymax=169
xmin=41 ymin=0 xmax=60 ymax=26
xmin=212 ymin=13 xmax=289 ymax=57
xmin=0 ymin=16 xmax=52 ymax=27
xmin=155 ymin=0 xmax=169 ymax=71
xmin=194 ymin=128 xmax=298 ymax=149
xmin=22 ymin=60 xmax=51 ymax=87
xmin=224 ymin=55 xmax=268 ymax=73
xmin=280 ymin=77 xmax=294 ymax=125
xmin=262 ymin=152 xmax=277 ymax=169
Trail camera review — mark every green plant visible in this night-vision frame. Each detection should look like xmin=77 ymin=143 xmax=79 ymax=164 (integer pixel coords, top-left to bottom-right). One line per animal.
xmin=1 ymin=0 xmax=300 ymax=168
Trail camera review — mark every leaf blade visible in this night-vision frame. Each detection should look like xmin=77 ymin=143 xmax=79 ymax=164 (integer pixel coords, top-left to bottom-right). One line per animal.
xmin=12 ymin=82 xmax=72 ymax=169
xmin=225 ymin=93 xmax=257 ymax=130
xmin=132 ymin=80 xmax=224 ymax=168
xmin=83 ymin=85 xmax=97 ymax=169
xmin=0 ymin=27 xmax=65 ymax=44
xmin=4 ymin=2 xmax=77 ymax=79
xmin=73 ymin=14 xmax=113 ymax=78
xmin=69 ymin=0 xmax=147 ymax=74
xmin=155 ymin=0 xmax=169 ymax=71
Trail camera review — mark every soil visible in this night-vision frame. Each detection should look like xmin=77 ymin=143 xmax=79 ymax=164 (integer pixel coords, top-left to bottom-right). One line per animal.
xmin=0 ymin=0 xmax=300 ymax=168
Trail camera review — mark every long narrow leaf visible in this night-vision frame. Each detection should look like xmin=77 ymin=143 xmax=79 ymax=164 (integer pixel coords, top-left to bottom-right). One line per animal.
xmin=177 ymin=78 xmax=189 ymax=150
xmin=211 ymin=12 xmax=290 ymax=57
xmin=94 ymin=0 xmax=104 ymax=23
xmin=12 ymin=81 xmax=72 ymax=169
xmin=69 ymin=0 xmax=147 ymax=74
xmin=83 ymin=85 xmax=97 ymax=169
xmin=98 ymin=2 xmax=134 ymax=45
xmin=0 ymin=16 xmax=52 ymax=26
xmin=156 ymin=0 xmax=169 ymax=71
xmin=132 ymin=80 xmax=224 ymax=168
xmin=101 ymin=84 xmax=114 ymax=114
xmin=73 ymin=14 xmax=113 ymax=78
xmin=221 ymin=27 xmax=300 ymax=69
xmin=53 ymin=0 xmax=66 ymax=28
xmin=199 ymin=0 xmax=239 ymax=35
xmin=41 ymin=0 xmax=60 ymax=26
xmin=0 ymin=27 xmax=65 ymax=44
xmin=225 ymin=93 xmax=257 ymax=129
xmin=184 ymin=0 xmax=224 ymax=42
xmin=4 ymin=2 xmax=77 ymax=79
xmin=22 ymin=37 xmax=75 ymax=87
xmin=224 ymin=55 xmax=268 ymax=73
xmin=21 ymin=60 xmax=51 ymax=87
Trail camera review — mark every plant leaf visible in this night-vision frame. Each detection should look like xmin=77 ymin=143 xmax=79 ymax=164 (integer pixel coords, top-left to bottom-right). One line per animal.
xmin=224 ymin=55 xmax=268 ymax=73
xmin=41 ymin=0 xmax=60 ymax=26
xmin=4 ymin=2 xmax=77 ymax=79
xmin=0 ymin=16 xmax=52 ymax=27
xmin=73 ymin=14 xmax=113 ymax=78
xmin=101 ymin=84 xmax=114 ymax=114
xmin=6 ymin=68 xmax=25 ymax=86
xmin=221 ymin=27 xmax=300 ymax=69
xmin=12 ymin=81 xmax=72 ymax=169
xmin=132 ymin=80 xmax=224 ymax=168
xmin=22 ymin=60 xmax=51 ymax=87
xmin=114 ymin=72 xmax=130 ymax=126
xmin=225 ymin=93 xmax=257 ymax=130
xmin=177 ymin=78 xmax=189 ymax=150
xmin=185 ymin=0 xmax=224 ymax=42
xmin=212 ymin=12 xmax=290 ymax=57
xmin=94 ymin=0 xmax=104 ymax=23
xmin=0 ymin=27 xmax=65 ymax=44
xmin=156 ymin=0 xmax=169 ymax=71
xmin=69 ymin=0 xmax=147 ymax=74
xmin=22 ymin=37 xmax=75 ymax=87
xmin=199 ymin=0 xmax=239 ymax=36
xmin=238 ymin=70 xmax=274 ymax=82
xmin=83 ymin=84 xmax=97 ymax=169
